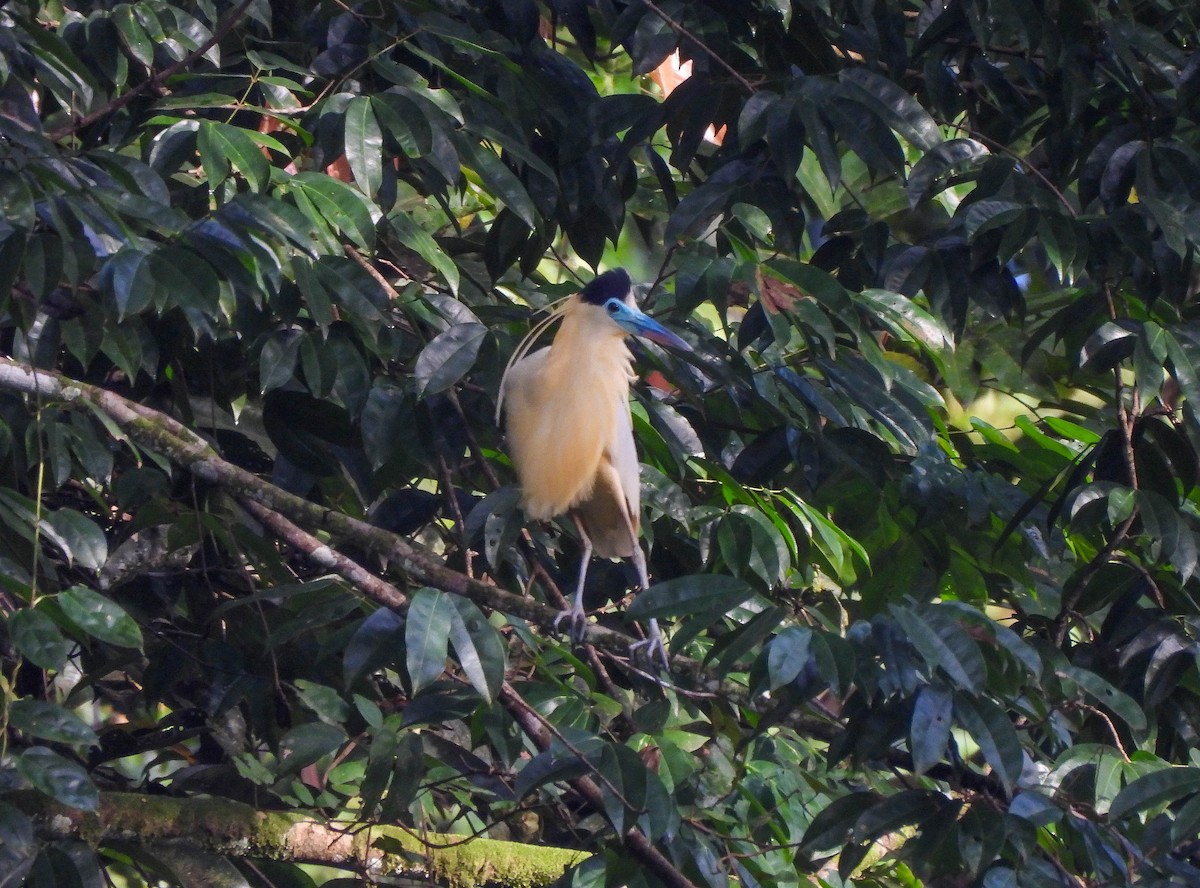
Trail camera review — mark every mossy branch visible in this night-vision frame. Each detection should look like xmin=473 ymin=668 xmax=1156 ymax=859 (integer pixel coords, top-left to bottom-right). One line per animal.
xmin=5 ymin=790 xmax=584 ymax=887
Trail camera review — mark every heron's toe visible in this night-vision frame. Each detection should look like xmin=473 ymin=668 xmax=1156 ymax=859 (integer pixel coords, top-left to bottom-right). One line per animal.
xmin=629 ymin=635 xmax=670 ymax=673
xmin=553 ymin=606 xmax=589 ymax=646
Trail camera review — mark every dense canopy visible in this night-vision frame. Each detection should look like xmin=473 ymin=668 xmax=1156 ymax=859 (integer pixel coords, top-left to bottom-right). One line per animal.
xmin=3 ymin=1 xmax=1200 ymax=886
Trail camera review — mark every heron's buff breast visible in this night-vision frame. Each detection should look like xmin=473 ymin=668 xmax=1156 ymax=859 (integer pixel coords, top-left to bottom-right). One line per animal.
xmin=503 ymin=320 xmax=634 ymax=523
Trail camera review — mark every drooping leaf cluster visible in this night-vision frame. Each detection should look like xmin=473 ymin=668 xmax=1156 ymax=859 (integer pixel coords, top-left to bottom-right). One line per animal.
xmin=3 ymin=1 xmax=1200 ymax=887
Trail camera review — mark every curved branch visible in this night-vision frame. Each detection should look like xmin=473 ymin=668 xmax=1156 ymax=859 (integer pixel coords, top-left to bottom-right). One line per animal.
xmin=6 ymin=790 xmax=583 ymax=886
xmin=0 ymin=356 xmax=752 ymax=692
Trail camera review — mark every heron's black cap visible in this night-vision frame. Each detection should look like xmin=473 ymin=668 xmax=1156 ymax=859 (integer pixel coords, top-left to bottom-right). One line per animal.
xmin=578 ymin=268 xmax=632 ymax=305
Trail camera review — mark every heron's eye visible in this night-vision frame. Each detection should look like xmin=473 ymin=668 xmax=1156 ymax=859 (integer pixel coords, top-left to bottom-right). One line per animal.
xmin=606 ymin=302 xmax=620 ymax=315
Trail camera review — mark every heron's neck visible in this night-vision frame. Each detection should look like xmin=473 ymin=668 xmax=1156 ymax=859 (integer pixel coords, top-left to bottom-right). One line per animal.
xmin=548 ymin=309 xmax=633 ymax=385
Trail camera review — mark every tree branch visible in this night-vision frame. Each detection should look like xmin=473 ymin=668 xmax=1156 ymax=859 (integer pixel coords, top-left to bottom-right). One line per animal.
xmin=498 ymin=684 xmax=700 ymax=888
xmin=5 ymin=790 xmax=584 ymax=886
xmin=49 ymin=0 xmax=258 ymax=142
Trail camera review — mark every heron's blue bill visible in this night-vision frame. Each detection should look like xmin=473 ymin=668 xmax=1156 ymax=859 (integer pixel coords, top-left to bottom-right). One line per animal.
xmin=608 ymin=301 xmax=692 ymax=351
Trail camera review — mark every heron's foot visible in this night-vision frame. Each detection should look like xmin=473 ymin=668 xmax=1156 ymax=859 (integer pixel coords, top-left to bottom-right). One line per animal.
xmin=552 ymin=605 xmax=590 ymax=647
xmin=629 ymin=633 xmax=670 ymax=673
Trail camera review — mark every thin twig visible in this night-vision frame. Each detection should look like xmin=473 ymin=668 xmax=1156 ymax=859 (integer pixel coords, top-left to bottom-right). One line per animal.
xmin=49 ymin=0 xmax=258 ymax=141
xmin=498 ymin=682 xmax=700 ymax=888
xmin=640 ymin=0 xmax=756 ymax=96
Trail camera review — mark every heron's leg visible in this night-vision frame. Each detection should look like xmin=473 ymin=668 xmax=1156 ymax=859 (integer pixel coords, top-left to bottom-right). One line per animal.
xmin=624 ymin=520 xmax=670 ymax=672
xmin=552 ymin=511 xmax=592 ymax=645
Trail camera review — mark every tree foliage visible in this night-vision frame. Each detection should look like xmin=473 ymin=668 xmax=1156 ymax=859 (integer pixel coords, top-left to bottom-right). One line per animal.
xmin=3 ymin=0 xmax=1200 ymax=886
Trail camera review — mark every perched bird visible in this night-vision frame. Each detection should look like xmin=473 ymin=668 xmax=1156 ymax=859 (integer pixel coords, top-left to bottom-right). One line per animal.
xmin=497 ymin=269 xmax=691 ymax=667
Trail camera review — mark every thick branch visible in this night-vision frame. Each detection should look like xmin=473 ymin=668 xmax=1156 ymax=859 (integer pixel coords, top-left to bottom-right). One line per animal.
xmin=6 ymin=790 xmax=583 ymax=887
xmin=0 ymin=356 xmax=752 ymax=691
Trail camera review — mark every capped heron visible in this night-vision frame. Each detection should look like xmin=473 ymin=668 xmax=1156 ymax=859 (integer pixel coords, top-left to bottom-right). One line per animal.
xmin=497 ymin=269 xmax=690 ymax=667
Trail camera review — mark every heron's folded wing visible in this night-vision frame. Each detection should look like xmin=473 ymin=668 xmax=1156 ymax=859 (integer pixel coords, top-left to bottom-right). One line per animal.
xmin=608 ymin=388 xmax=640 ymax=534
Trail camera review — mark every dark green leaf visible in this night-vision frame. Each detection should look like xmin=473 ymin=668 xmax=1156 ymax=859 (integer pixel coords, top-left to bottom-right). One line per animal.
xmin=388 ymin=212 xmax=459 ymax=294
xmin=840 ymin=69 xmax=942 ymax=151
xmin=1109 ymin=766 xmax=1200 ymax=820
xmin=627 ymin=575 xmax=756 ymax=620
xmin=910 ymin=683 xmax=953 ymax=775
xmin=344 ymin=607 xmax=406 ymax=688
xmin=405 ymin=588 xmax=453 ymax=694
xmin=278 ymin=723 xmax=347 ymax=774
xmin=413 ymin=323 xmax=487 ymax=397
xmin=852 ymin=790 xmax=943 ymax=842
xmin=9 ymin=700 xmax=98 ymax=745
xmin=43 ymin=510 xmax=107 ymax=573
xmin=954 ymin=693 xmax=1023 ymax=795
xmin=766 ymin=626 xmax=812 ymax=690
xmin=294 ymin=680 xmax=351 ymax=726
xmin=16 ymin=748 xmax=99 ymax=811
xmin=7 ymin=609 xmax=74 ymax=671
xmin=461 ymin=141 xmax=536 ymax=228
xmin=907 ymin=139 xmax=989 ymax=206
xmin=58 ymin=586 xmax=143 ymax=649
xmin=344 ymin=96 xmax=384 ymax=197
xmin=1056 ymin=665 xmax=1148 ymax=733
xmin=800 ymin=792 xmax=880 ymax=854
xmin=891 ymin=605 xmax=985 ymax=693
xmin=447 ymin=596 xmax=505 ymax=703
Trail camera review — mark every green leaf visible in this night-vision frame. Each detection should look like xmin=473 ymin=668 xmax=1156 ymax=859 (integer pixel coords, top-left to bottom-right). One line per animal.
xmin=1171 ymin=791 xmax=1200 ymax=848
xmin=278 ymin=723 xmax=347 ymax=774
xmin=1079 ymin=321 xmax=1136 ymax=373
xmin=856 ymin=289 xmax=954 ymax=355
xmin=852 ymin=790 xmax=943 ymax=842
xmin=294 ymin=680 xmax=351 ymax=726
xmin=910 ymin=683 xmax=953 ymax=775
xmin=1109 ymin=766 xmax=1200 ymax=820
xmin=43 ymin=510 xmax=107 ymax=572
xmin=800 ymin=792 xmax=881 ymax=854
xmin=388 ymin=212 xmax=459 ymax=295
xmin=208 ymin=122 xmax=270 ymax=192
xmin=344 ymin=96 xmax=384 ymax=197
xmin=461 ymin=140 xmax=536 ymax=228
xmin=766 ymin=626 xmax=812 ymax=690
xmin=289 ymin=173 xmax=378 ymax=252
xmin=810 ymin=630 xmax=856 ymax=697
xmin=840 ymin=69 xmax=942 ymax=151
xmin=7 ymin=608 xmax=74 ymax=670
xmin=1162 ymin=327 xmax=1200 ymax=414
xmin=16 ymin=748 xmax=99 ymax=811
xmin=405 ymin=588 xmax=453 ymax=694
xmin=8 ymin=700 xmax=97 ymax=745
xmin=113 ymin=4 xmax=154 ymax=67
xmin=962 ymin=200 xmax=1028 ymax=242
xmin=717 ymin=505 xmax=789 ymax=586
xmin=100 ymin=247 xmax=156 ymax=319
xmin=413 ymin=322 xmax=487 ymax=397
xmin=343 ymin=607 xmax=406 ymax=689
xmin=446 ymin=597 xmax=505 ymax=703
xmin=890 ymin=605 xmax=986 ymax=694
xmin=1138 ymin=490 xmax=1198 ymax=582
xmin=373 ymin=91 xmax=435 ymax=159
xmin=58 ymin=586 xmax=143 ymax=649
xmin=907 ymin=139 xmax=989 ymax=206
xmin=627 ymin=575 xmax=756 ymax=620
xmin=954 ymin=693 xmax=1024 ymax=795
xmin=1056 ymin=665 xmax=1148 ymax=733
xmin=259 ymin=331 xmax=301 ymax=393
